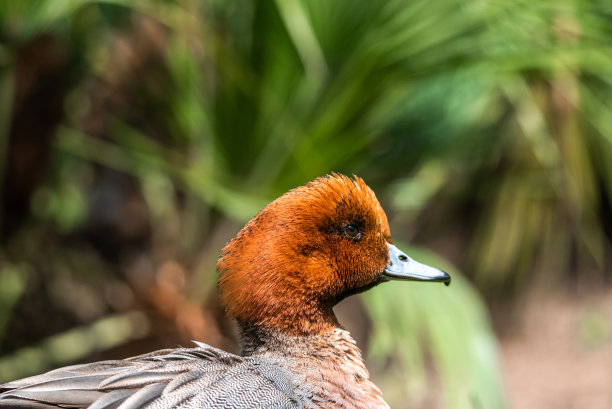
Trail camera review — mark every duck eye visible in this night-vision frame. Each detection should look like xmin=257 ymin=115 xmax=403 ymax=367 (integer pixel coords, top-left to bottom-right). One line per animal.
xmin=344 ymin=224 xmax=361 ymax=239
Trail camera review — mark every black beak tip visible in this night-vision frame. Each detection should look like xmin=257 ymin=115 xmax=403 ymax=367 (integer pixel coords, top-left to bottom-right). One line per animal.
xmin=442 ymin=271 xmax=451 ymax=286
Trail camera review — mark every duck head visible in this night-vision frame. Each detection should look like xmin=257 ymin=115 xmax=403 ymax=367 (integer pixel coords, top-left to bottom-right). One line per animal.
xmin=217 ymin=174 xmax=450 ymax=336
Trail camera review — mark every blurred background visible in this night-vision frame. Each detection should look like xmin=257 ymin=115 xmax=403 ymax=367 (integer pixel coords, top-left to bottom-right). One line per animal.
xmin=1 ymin=1 xmax=611 ymax=408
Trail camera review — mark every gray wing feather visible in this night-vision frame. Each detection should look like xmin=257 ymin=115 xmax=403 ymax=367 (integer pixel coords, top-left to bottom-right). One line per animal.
xmin=0 ymin=343 xmax=308 ymax=408
xmin=116 ymin=383 xmax=165 ymax=409
xmin=0 ymin=398 xmax=61 ymax=408
xmin=88 ymin=390 xmax=132 ymax=409
xmin=100 ymin=371 xmax=179 ymax=389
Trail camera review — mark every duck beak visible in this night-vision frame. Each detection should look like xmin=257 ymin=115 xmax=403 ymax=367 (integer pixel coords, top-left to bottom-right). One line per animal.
xmin=383 ymin=243 xmax=451 ymax=286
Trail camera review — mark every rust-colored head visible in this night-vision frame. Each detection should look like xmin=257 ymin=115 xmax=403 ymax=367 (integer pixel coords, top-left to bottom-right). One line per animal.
xmin=217 ymin=174 xmax=392 ymax=336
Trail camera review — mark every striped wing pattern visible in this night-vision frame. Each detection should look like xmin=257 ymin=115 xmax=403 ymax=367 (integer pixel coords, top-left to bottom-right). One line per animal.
xmin=0 ymin=343 xmax=306 ymax=409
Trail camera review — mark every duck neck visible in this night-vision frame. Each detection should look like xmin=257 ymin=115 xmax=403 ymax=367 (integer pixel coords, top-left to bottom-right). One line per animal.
xmin=239 ymin=324 xmax=353 ymax=358
xmin=239 ymin=325 xmax=390 ymax=409
xmin=236 ymin=297 xmax=341 ymax=338
xmin=237 ymin=308 xmax=339 ymax=354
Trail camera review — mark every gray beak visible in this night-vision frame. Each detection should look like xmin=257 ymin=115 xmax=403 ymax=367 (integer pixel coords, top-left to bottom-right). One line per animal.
xmin=383 ymin=243 xmax=451 ymax=286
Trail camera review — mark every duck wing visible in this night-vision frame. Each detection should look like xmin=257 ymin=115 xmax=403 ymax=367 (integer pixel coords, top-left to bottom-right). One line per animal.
xmin=0 ymin=342 xmax=308 ymax=409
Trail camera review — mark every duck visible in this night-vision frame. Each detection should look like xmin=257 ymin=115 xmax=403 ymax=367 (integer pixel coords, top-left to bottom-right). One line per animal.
xmin=0 ymin=174 xmax=450 ymax=409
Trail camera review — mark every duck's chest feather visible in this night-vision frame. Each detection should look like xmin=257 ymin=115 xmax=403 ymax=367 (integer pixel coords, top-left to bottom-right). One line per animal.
xmin=244 ymin=328 xmax=390 ymax=409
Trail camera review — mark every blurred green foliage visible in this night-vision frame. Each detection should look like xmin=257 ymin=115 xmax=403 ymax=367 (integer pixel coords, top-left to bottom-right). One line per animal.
xmin=1 ymin=0 xmax=612 ymax=408
xmin=364 ymin=246 xmax=506 ymax=409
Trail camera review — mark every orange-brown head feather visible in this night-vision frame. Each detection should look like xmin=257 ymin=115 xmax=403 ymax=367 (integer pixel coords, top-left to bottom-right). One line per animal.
xmin=217 ymin=174 xmax=391 ymax=336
